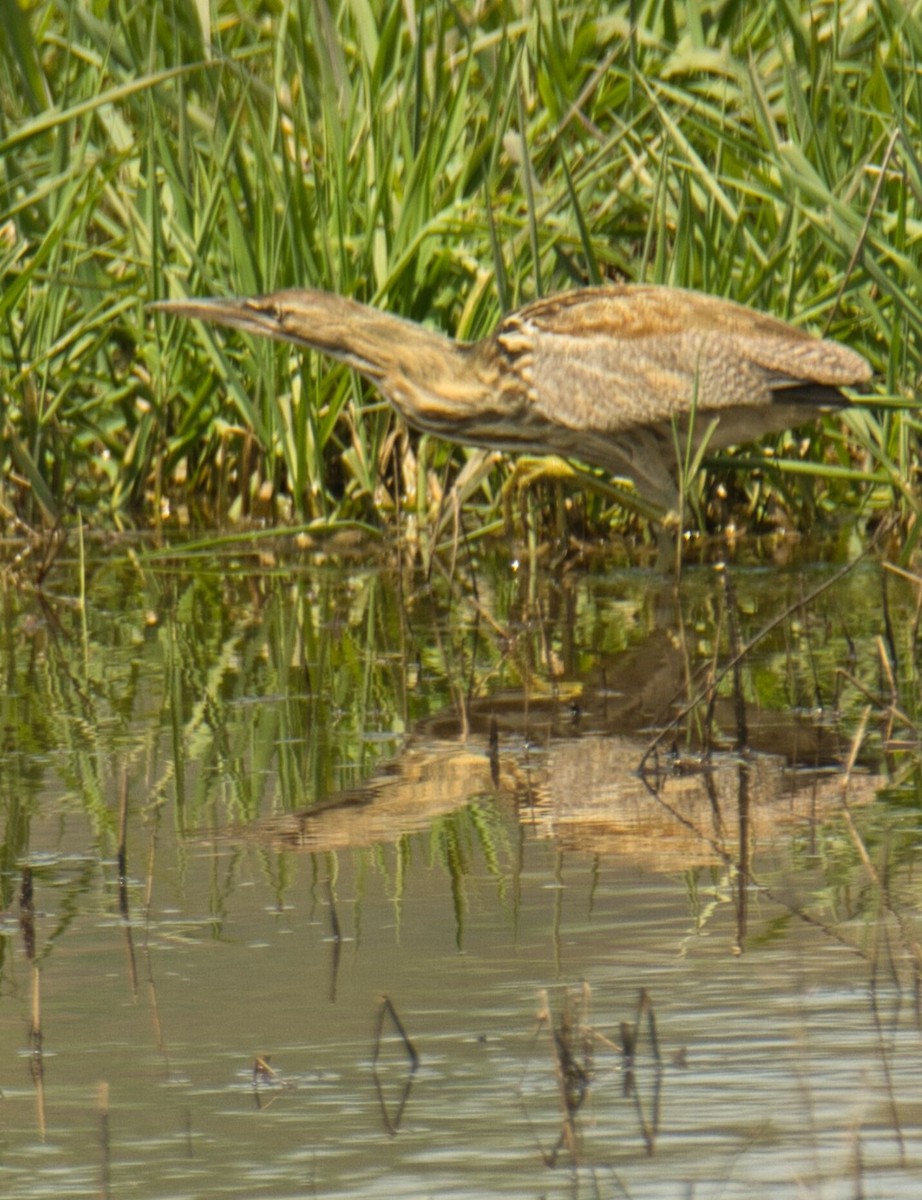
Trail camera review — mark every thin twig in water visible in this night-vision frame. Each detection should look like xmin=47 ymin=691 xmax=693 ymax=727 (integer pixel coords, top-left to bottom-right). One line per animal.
xmin=639 ymin=517 xmax=896 ymax=772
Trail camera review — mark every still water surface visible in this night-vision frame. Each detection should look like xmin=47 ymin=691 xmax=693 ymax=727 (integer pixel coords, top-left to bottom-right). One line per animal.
xmin=1 ymin=536 xmax=920 ymax=1198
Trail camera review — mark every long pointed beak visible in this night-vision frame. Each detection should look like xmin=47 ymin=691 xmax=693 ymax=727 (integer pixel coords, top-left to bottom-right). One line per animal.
xmin=148 ymin=296 xmax=286 ymax=340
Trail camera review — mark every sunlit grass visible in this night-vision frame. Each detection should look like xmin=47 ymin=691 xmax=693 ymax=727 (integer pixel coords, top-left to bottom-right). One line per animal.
xmin=1 ymin=0 xmax=919 ymax=550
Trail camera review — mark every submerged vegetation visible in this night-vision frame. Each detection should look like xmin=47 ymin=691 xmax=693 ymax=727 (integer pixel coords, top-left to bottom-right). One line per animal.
xmin=0 ymin=0 xmax=919 ymax=550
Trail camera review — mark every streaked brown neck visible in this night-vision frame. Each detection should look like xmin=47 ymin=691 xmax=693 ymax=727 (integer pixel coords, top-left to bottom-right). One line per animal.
xmin=250 ymin=289 xmax=493 ymax=433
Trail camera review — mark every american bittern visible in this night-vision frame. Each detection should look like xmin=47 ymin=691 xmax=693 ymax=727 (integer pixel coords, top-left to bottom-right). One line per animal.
xmin=151 ymin=285 xmax=871 ymax=515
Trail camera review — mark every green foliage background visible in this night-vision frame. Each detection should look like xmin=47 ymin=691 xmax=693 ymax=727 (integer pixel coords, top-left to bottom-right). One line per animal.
xmin=1 ymin=0 xmax=919 ymax=543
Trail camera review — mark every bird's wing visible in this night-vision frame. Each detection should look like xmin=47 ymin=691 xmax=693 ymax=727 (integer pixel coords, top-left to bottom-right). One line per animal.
xmin=497 ymin=285 xmax=869 ymax=438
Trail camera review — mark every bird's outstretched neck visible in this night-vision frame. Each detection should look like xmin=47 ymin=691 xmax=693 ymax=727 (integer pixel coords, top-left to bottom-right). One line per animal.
xmin=151 ymin=288 xmax=492 ymax=437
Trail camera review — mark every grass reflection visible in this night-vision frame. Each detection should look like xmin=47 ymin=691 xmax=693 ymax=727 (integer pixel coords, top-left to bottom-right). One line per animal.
xmin=1 ymin=539 xmax=922 ymax=1196
xmin=1 ymin=537 xmax=920 ymax=971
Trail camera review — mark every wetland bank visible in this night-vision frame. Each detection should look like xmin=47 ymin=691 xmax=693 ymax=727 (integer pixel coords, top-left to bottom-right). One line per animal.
xmin=1 ymin=534 xmax=920 ymax=1198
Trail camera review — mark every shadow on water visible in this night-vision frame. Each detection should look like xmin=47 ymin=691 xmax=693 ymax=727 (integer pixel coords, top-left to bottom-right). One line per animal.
xmin=1 ymin=533 xmax=921 ymax=1198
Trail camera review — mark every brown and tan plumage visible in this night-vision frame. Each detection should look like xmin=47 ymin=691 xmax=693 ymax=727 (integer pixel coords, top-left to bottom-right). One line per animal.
xmin=151 ymin=284 xmax=871 ymax=513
